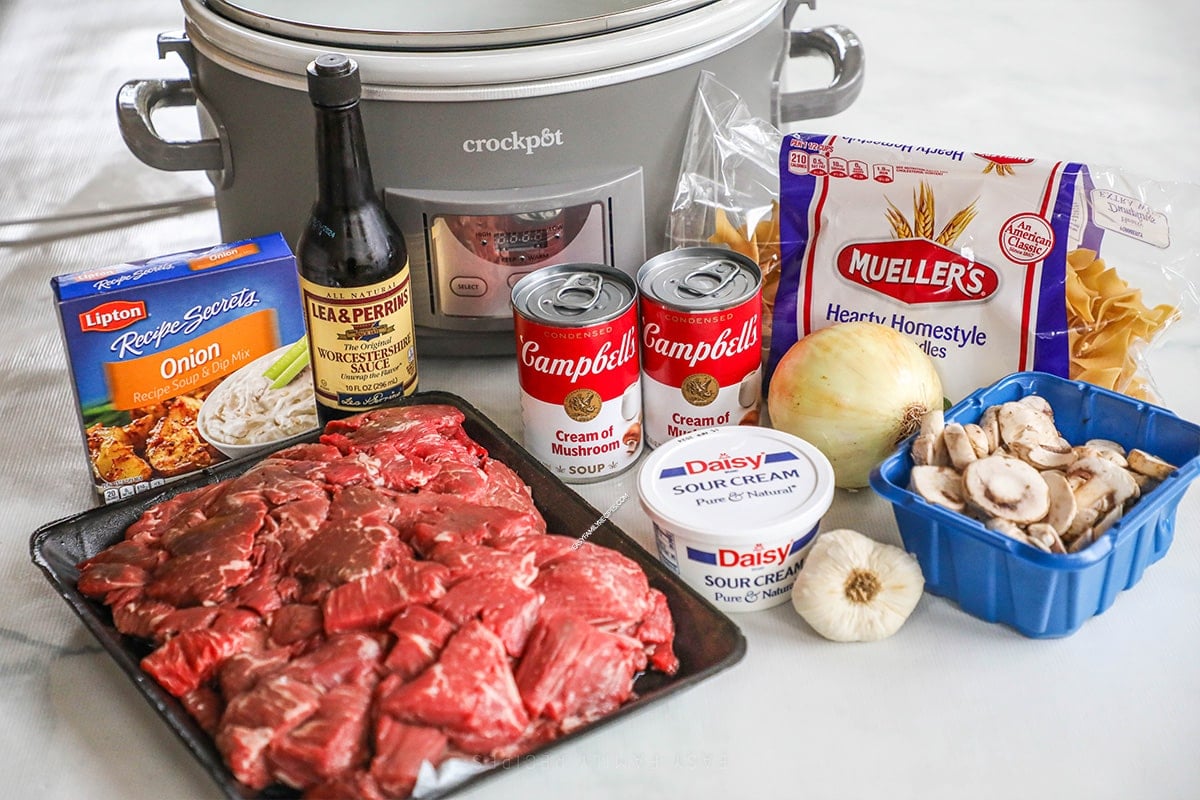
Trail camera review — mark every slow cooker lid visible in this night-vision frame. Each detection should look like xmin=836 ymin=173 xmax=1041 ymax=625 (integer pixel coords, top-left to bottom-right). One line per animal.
xmin=205 ymin=0 xmax=721 ymax=50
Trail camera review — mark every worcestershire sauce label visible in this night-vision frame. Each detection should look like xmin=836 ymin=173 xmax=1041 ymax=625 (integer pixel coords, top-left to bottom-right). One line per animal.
xmin=300 ymin=265 xmax=418 ymax=411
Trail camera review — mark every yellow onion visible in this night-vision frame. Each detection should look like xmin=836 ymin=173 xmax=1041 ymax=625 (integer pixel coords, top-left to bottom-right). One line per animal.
xmin=767 ymin=322 xmax=943 ymax=488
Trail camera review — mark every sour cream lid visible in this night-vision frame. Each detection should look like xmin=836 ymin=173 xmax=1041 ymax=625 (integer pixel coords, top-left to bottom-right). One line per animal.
xmin=637 ymin=426 xmax=835 ymax=545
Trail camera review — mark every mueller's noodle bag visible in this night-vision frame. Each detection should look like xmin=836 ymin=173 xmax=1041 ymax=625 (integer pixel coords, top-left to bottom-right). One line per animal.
xmin=52 ymin=233 xmax=316 ymax=503
xmin=669 ymin=73 xmax=1199 ymax=403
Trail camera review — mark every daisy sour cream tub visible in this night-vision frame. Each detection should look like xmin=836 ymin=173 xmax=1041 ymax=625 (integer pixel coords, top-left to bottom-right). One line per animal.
xmin=638 ymin=426 xmax=835 ymax=612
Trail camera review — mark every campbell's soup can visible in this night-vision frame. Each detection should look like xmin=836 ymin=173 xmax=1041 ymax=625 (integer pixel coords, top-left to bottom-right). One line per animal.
xmin=638 ymin=247 xmax=763 ymax=448
xmin=511 ymin=264 xmax=642 ymax=482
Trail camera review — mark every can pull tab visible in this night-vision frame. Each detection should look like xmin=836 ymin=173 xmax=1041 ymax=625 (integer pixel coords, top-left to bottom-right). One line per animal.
xmin=549 ymin=272 xmax=603 ymax=314
xmin=678 ymin=260 xmax=738 ymax=297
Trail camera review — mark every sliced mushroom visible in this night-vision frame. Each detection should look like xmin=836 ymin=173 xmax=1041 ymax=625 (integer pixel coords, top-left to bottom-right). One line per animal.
xmin=1093 ymin=504 xmax=1124 ymax=537
xmin=985 ymin=517 xmax=1027 ymax=542
xmin=1067 ymin=528 xmax=1094 ymax=553
xmin=1008 ymin=434 xmax=1076 ymax=470
xmin=1027 ymin=522 xmax=1067 ymax=554
xmin=997 ymin=401 xmax=1059 ymax=449
xmin=962 ymin=454 xmax=1051 ymax=524
xmin=1041 ymin=469 xmax=1077 ymax=536
xmin=1018 ymin=394 xmax=1055 ymax=419
xmin=1086 ymin=438 xmax=1127 ymax=457
xmin=909 ymin=465 xmax=965 ymax=512
xmin=911 ymin=433 xmax=949 ymax=467
xmin=1072 ymin=444 xmax=1128 ymax=468
xmin=919 ymin=408 xmax=945 ymax=438
xmin=1025 ymin=535 xmax=1053 ymax=553
xmin=943 ymin=423 xmax=980 ymax=470
xmin=1127 ymin=448 xmax=1176 ymax=480
xmin=963 ymin=423 xmax=991 ymax=458
xmin=979 ymin=405 xmax=1001 ymax=453
xmin=1069 ymin=455 xmax=1140 ymax=514
xmin=1066 ymin=504 xmax=1103 ymax=539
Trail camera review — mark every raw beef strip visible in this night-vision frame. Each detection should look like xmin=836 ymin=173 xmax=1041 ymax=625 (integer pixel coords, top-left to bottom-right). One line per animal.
xmin=145 ymin=505 xmax=264 ymax=606
xmin=322 ymin=559 xmax=450 ymax=634
xmin=214 ymin=463 xmax=327 ymax=510
xmin=480 ymin=458 xmax=540 ymax=519
xmin=141 ymin=627 xmax=251 ymax=697
xmin=77 ymin=538 xmax=164 ymax=573
xmin=323 ymin=405 xmax=483 ymax=493
xmin=271 ymin=496 xmax=332 ymax=550
xmin=420 ymin=456 xmax=489 ymax=500
xmin=368 ymin=718 xmax=448 ymax=799
xmin=322 ymin=405 xmax=467 ymax=452
xmin=262 ymin=441 xmax=342 ymax=467
xmin=219 ymin=646 xmax=296 ymax=699
xmin=490 ymin=533 xmax=579 ymax=567
xmin=108 ymin=588 xmax=173 ymax=640
xmin=405 ymin=496 xmax=545 ymax=555
xmin=152 ymin=605 xmax=219 ymax=638
xmin=289 ymin=484 xmax=415 ymax=585
xmin=75 ymin=561 xmax=150 ymax=597
xmin=636 ymin=588 xmax=680 ymax=675
xmin=180 ymin=684 xmax=224 ymax=735
xmin=270 ymin=603 xmax=324 ymax=647
xmin=219 ymin=679 xmax=325 ymax=789
xmin=433 ymin=573 xmax=543 ymax=658
xmin=124 ymin=482 xmax=222 ymax=542
xmin=218 ymin=634 xmax=384 ymax=790
xmin=383 ymin=605 xmax=456 ymax=680
xmin=378 ymin=620 xmax=528 ymax=755
xmin=232 ymin=537 xmax=297 ymax=617
xmin=278 ymin=633 xmax=384 ymax=692
xmin=514 ymin=613 xmax=647 ymax=732
xmin=426 ymin=540 xmax=537 ymax=587
xmin=532 ymin=541 xmax=653 ymax=631
xmin=267 ymin=679 xmax=374 ymax=789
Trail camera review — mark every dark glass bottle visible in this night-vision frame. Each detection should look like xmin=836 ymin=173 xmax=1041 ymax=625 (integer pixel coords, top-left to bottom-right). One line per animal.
xmin=296 ymin=53 xmax=418 ymax=426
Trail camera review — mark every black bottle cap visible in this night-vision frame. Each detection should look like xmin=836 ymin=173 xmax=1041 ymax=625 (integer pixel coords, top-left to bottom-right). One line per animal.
xmin=306 ymin=53 xmax=361 ymax=108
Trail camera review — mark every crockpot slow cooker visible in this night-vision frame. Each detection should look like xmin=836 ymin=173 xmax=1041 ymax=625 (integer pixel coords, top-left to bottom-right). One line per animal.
xmin=118 ymin=0 xmax=862 ymax=355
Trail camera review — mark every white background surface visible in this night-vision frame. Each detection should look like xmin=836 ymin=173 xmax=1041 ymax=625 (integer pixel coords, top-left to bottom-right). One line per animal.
xmin=1 ymin=1 xmax=1198 ymax=799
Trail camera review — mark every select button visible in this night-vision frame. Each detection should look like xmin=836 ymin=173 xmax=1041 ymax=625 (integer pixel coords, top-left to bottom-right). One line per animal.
xmin=449 ymin=276 xmax=488 ymax=297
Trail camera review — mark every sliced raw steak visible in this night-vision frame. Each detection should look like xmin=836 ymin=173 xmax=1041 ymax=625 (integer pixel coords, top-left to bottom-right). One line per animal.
xmin=383 ymin=605 xmax=456 ymax=680
xmin=369 ymin=718 xmax=448 ymax=799
xmin=515 ymin=613 xmax=647 ymax=732
xmin=322 ymin=559 xmax=450 ymax=634
xmin=378 ymin=620 xmax=528 ymax=755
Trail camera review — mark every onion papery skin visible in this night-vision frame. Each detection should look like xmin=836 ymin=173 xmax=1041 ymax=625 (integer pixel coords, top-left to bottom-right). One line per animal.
xmin=767 ymin=322 xmax=943 ymax=488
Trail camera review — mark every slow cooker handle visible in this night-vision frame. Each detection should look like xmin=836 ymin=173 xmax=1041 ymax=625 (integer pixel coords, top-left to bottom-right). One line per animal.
xmin=116 ymin=77 xmax=230 ymax=185
xmin=777 ymin=24 xmax=865 ymax=124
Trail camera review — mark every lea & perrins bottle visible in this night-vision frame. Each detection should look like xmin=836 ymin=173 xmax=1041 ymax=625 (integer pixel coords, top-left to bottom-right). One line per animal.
xmin=296 ymin=53 xmax=418 ymax=425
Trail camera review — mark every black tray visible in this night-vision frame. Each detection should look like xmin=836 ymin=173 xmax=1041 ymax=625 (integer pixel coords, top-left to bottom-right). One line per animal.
xmin=31 ymin=391 xmax=746 ymax=799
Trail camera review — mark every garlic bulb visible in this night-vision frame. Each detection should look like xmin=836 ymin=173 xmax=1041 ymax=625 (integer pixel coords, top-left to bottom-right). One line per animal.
xmin=791 ymin=528 xmax=924 ymax=642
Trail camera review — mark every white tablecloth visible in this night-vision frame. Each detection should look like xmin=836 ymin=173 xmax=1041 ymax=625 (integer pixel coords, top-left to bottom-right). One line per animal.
xmin=2 ymin=1 xmax=1198 ymax=799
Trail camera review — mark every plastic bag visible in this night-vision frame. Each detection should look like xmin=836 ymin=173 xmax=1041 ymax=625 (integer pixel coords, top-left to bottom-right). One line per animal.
xmin=668 ymin=72 xmax=1199 ymax=404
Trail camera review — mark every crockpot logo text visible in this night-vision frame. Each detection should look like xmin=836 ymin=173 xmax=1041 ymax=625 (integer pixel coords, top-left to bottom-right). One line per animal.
xmin=462 ymin=128 xmax=564 ymax=156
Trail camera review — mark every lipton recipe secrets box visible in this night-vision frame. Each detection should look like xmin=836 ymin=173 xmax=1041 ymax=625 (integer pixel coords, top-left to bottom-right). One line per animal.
xmin=52 ymin=233 xmax=315 ymax=503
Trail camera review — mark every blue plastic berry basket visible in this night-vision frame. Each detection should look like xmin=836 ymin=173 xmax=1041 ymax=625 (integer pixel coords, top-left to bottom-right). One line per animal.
xmin=870 ymin=371 xmax=1200 ymax=638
